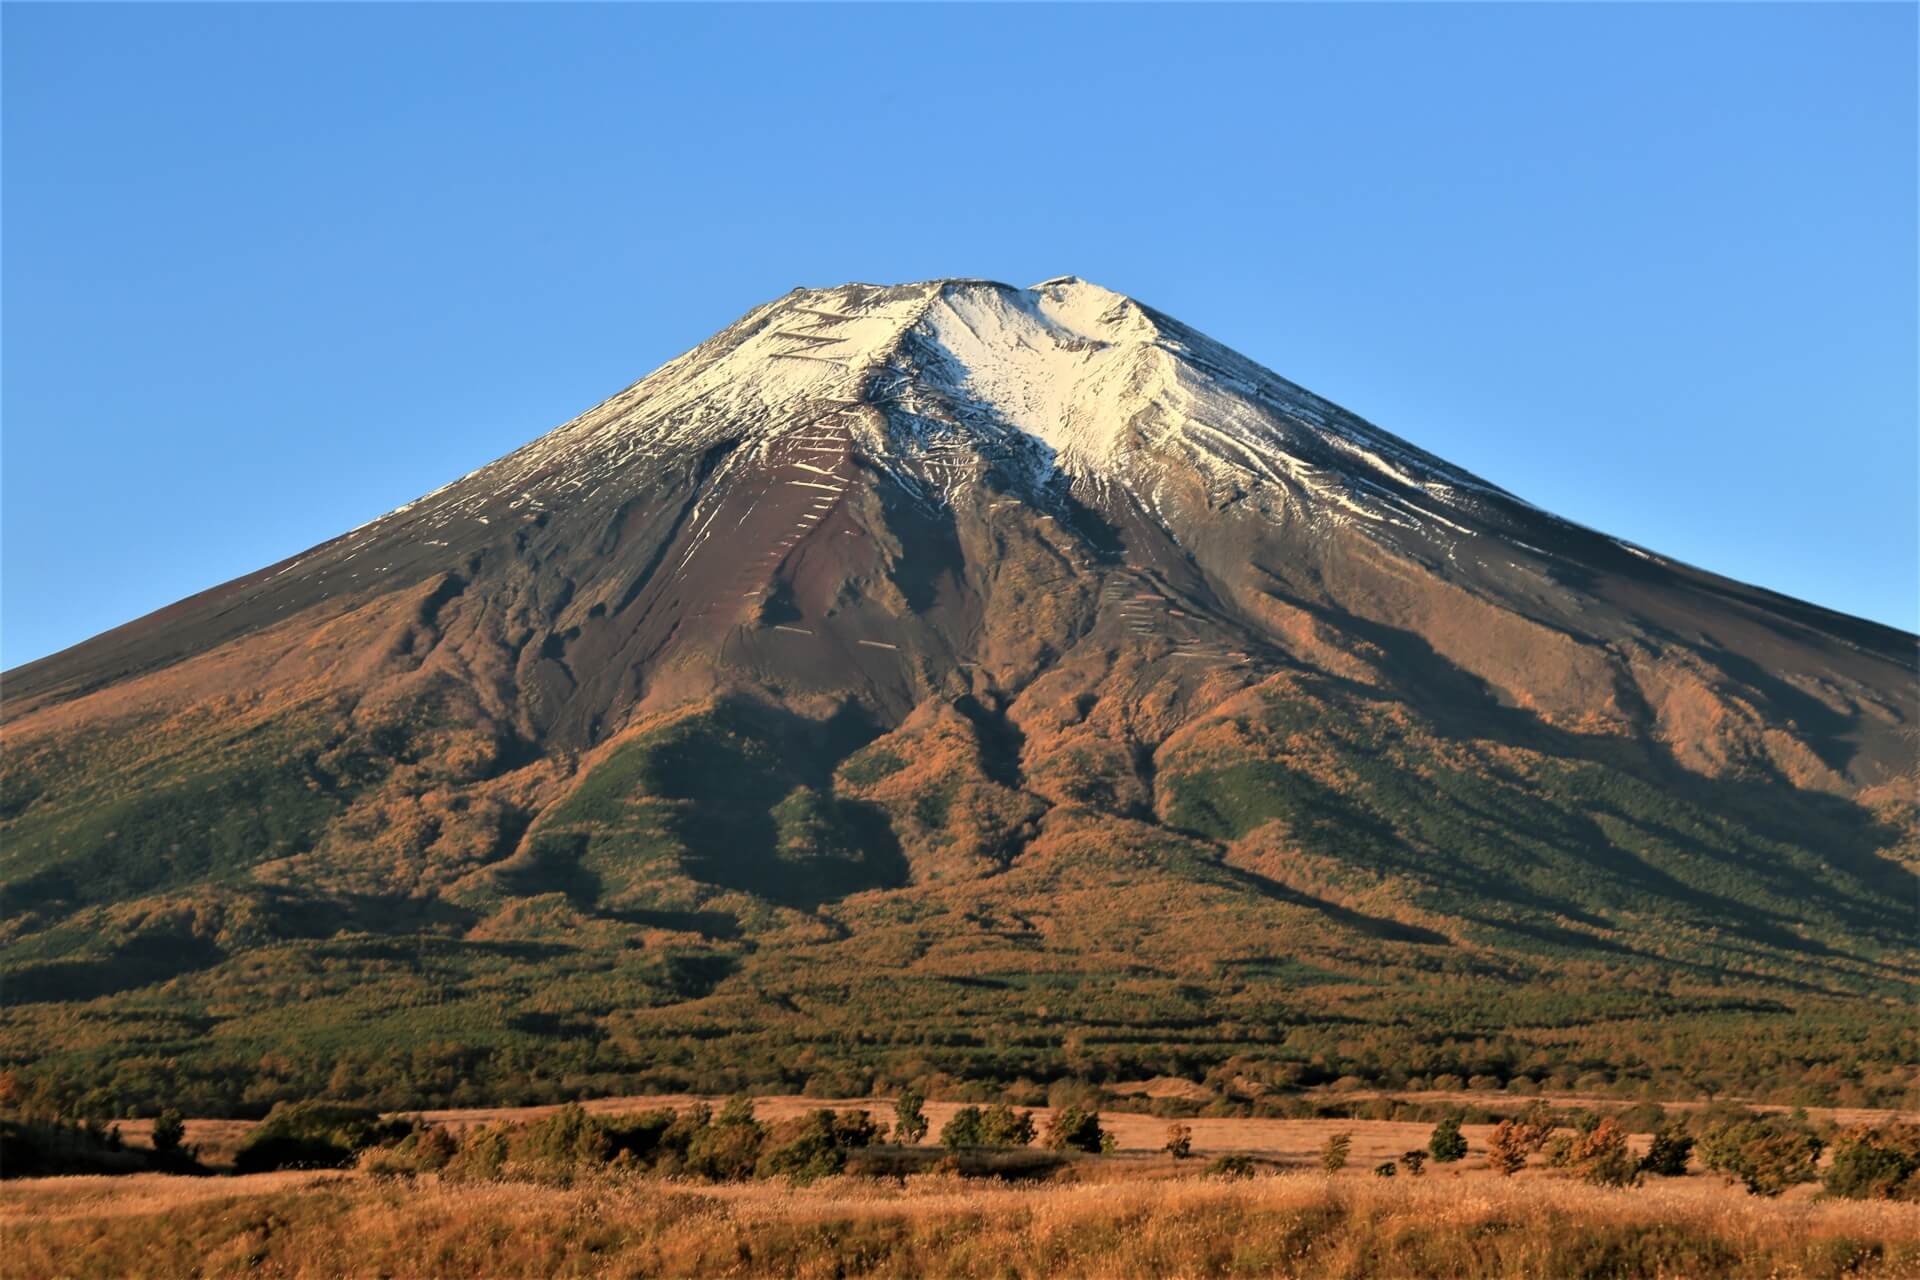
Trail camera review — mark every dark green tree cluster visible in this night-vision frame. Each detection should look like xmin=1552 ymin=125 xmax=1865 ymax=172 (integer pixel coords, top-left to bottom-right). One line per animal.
xmin=1040 ymin=1106 xmax=1106 ymax=1154
xmin=1823 ymin=1123 xmax=1920 ymax=1201
xmin=1427 ymin=1114 xmax=1468 ymax=1163
xmin=233 ymin=1101 xmax=419 ymax=1173
xmin=940 ymin=1103 xmax=1036 ymax=1150
xmin=1698 ymin=1111 xmax=1824 ymax=1197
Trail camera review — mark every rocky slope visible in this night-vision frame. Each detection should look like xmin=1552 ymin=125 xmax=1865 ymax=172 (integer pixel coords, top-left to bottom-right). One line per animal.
xmin=4 ymin=278 xmax=1914 ymax=1115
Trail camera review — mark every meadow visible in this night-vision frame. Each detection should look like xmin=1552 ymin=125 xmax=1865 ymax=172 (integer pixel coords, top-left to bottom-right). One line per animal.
xmin=8 ymin=1160 xmax=1920 ymax=1279
xmin=8 ymin=1093 xmax=1920 ymax=1278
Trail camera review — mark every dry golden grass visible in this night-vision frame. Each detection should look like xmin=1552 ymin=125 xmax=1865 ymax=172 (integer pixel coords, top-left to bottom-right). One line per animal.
xmin=7 ymin=1165 xmax=1920 ymax=1279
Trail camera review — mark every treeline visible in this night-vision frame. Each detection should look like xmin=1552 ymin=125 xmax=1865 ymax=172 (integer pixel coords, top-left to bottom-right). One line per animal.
xmin=11 ymin=1078 xmax=1917 ymax=1204
xmin=221 ymin=1092 xmax=1102 ymax=1187
xmin=10 ymin=1010 xmax=1915 ymax=1125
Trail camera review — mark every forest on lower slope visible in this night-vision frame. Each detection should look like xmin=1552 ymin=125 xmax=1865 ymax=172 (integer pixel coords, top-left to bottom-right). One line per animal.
xmin=3 ymin=669 xmax=1913 ymax=1121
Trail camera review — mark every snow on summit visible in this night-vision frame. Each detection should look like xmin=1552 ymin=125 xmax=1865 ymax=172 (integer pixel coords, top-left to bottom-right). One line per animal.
xmin=333 ymin=276 xmax=1529 ymax=560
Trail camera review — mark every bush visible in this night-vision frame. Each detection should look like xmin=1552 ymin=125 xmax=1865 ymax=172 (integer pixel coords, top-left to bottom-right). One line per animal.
xmin=1700 ymin=1113 xmax=1823 ymax=1197
xmin=831 ymin=1110 xmax=885 ymax=1149
xmin=685 ymin=1109 xmax=765 ymax=1181
xmin=233 ymin=1101 xmax=413 ymax=1173
xmin=1570 ymin=1117 xmax=1640 ymax=1188
xmin=1320 ymin=1132 xmax=1351 ymax=1174
xmin=1486 ymin=1109 xmax=1555 ymax=1177
xmin=1165 ymin=1123 xmax=1193 ymax=1159
xmin=979 ymin=1104 xmax=1034 ymax=1148
xmin=940 ymin=1106 xmax=986 ymax=1150
xmin=1372 ymin=1161 xmax=1396 ymax=1177
xmin=1640 ymin=1124 xmax=1695 ymax=1177
xmin=1824 ymin=1124 xmax=1920 ymax=1201
xmin=1428 ymin=1115 xmax=1468 ymax=1163
xmin=1041 ymin=1107 xmax=1105 ymax=1155
xmin=510 ymin=1104 xmax=609 ymax=1170
xmin=756 ymin=1111 xmax=846 ymax=1185
xmin=1207 ymin=1154 xmax=1257 ymax=1179
xmin=151 ymin=1109 xmax=186 ymax=1155
xmin=443 ymin=1125 xmax=508 ymax=1181
xmin=1399 ymin=1150 xmax=1426 ymax=1176
xmin=893 ymin=1088 xmax=929 ymax=1146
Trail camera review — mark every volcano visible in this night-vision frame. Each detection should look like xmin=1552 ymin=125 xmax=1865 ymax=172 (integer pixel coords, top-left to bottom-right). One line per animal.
xmin=4 ymin=278 xmax=1914 ymax=1113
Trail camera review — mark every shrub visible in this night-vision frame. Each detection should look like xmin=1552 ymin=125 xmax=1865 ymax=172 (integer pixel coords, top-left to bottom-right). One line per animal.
xmin=756 ymin=1111 xmax=846 ymax=1186
xmin=685 ymin=1110 xmax=764 ymax=1181
xmin=1428 ymin=1115 xmax=1468 ymax=1163
xmin=1165 ymin=1123 xmax=1193 ymax=1159
xmin=940 ymin=1106 xmax=986 ymax=1150
xmin=1570 ymin=1117 xmax=1640 ymax=1188
xmin=1486 ymin=1109 xmax=1554 ymax=1177
xmin=1640 ymin=1124 xmax=1694 ymax=1177
xmin=1824 ymin=1124 xmax=1920 ymax=1201
xmin=442 ymin=1126 xmax=508 ymax=1182
xmin=1041 ymin=1107 xmax=1105 ymax=1154
xmin=1399 ymin=1150 xmax=1426 ymax=1176
xmin=978 ymin=1104 xmax=1034 ymax=1148
xmin=1320 ymin=1132 xmax=1351 ymax=1174
xmin=715 ymin=1096 xmax=758 ymax=1128
xmin=151 ymin=1109 xmax=186 ymax=1155
xmin=1207 ymin=1154 xmax=1256 ymax=1179
xmin=411 ymin=1126 xmax=458 ymax=1171
xmin=893 ymin=1088 xmax=929 ymax=1146
xmin=233 ymin=1101 xmax=413 ymax=1173
xmin=1700 ymin=1113 xmax=1823 ymax=1197
xmin=832 ymin=1110 xmax=885 ymax=1149
xmin=510 ymin=1104 xmax=609 ymax=1171
xmin=602 ymin=1109 xmax=677 ymax=1164
xmin=1372 ymin=1161 xmax=1396 ymax=1177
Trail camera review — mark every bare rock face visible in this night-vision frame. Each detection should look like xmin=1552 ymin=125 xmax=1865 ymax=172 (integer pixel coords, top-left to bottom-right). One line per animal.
xmin=3 ymin=278 xmax=1913 ymax=1109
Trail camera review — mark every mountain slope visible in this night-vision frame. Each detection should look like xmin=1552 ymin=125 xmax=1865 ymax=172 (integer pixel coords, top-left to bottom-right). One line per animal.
xmin=4 ymin=277 xmax=1914 ymax=1117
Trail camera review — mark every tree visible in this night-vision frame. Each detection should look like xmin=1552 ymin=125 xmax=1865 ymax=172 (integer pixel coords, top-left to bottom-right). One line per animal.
xmin=685 ymin=1099 xmax=766 ymax=1181
xmin=715 ymin=1095 xmax=758 ymax=1128
xmin=1569 ymin=1117 xmax=1639 ymax=1188
xmin=1320 ymin=1132 xmax=1351 ymax=1174
xmin=1399 ymin=1149 xmax=1426 ymax=1176
xmin=1823 ymin=1124 xmax=1920 ymax=1201
xmin=151 ymin=1109 xmax=186 ymax=1155
xmin=893 ymin=1088 xmax=929 ymax=1146
xmin=940 ymin=1106 xmax=986 ymax=1150
xmin=979 ymin=1103 xmax=1035 ymax=1148
xmin=832 ymin=1110 xmax=885 ymax=1149
xmin=1486 ymin=1110 xmax=1554 ymax=1177
xmin=1041 ymin=1107 xmax=1105 ymax=1154
xmin=1428 ymin=1115 xmax=1468 ymax=1164
xmin=755 ymin=1110 xmax=845 ymax=1186
xmin=1700 ymin=1113 xmax=1823 ymax=1197
xmin=1639 ymin=1124 xmax=1694 ymax=1177
xmin=1165 ymin=1123 xmax=1193 ymax=1159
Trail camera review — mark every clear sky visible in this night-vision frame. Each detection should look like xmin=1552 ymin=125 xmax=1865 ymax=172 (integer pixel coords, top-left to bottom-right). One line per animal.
xmin=4 ymin=3 xmax=1915 ymax=668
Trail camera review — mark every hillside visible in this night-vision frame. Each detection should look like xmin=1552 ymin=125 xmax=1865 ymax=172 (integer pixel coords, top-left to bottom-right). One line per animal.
xmin=2 ymin=277 xmax=1914 ymax=1118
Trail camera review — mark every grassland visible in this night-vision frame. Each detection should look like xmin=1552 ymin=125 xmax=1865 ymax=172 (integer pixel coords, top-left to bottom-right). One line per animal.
xmin=9 ymin=1160 xmax=1920 ymax=1279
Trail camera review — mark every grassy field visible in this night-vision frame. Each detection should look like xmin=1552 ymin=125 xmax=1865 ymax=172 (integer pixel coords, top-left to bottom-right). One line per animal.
xmin=8 ymin=1162 xmax=1920 ymax=1279
xmin=10 ymin=1093 xmax=1919 ymax=1278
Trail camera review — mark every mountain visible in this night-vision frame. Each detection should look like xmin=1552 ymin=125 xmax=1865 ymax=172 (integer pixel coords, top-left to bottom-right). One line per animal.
xmin=4 ymin=277 xmax=1915 ymax=1117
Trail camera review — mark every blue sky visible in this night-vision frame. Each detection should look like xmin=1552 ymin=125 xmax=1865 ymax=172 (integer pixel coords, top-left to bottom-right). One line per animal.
xmin=4 ymin=3 xmax=1915 ymax=666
